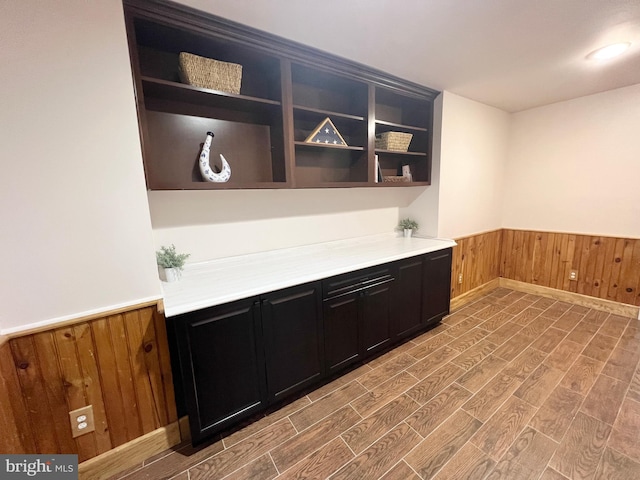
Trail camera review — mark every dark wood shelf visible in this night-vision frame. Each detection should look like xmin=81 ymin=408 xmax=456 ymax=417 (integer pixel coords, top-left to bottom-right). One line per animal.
xmin=375 ymin=120 xmax=428 ymax=132
xmin=375 ymin=149 xmax=427 ymax=157
xmin=293 ymin=105 xmax=365 ymax=122
xmin=295 ymin=141 xmax=365 ymax=151
xmin=142 ymin=77 xmax=281 ymax=114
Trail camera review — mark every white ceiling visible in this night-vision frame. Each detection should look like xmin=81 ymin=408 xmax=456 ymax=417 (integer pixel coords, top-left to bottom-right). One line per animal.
xmin=179 ymin=0 xmax=640 ymax=112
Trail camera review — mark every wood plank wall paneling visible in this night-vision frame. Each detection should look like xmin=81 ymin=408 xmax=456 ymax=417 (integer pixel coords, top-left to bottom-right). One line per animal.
xmin=451 ymin=229 xmax=503 ymax=299
xmin=501 ymin=229 xmax=640 ymax=307
xmin=0 ymin=305 xmax=177 ymax=462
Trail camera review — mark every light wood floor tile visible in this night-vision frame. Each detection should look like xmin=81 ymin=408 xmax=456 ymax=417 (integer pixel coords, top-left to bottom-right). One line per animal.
xmin=608 ymin=397 xmax=640 ymax=462
xmin=548 ymin=412 xmax=611 ymax=480
xmin=539 ymin=467 xmax=570 ymax=480
xmin=501 ymin=346 xmax=547 ymax=382
xmin=478 ymin=311 xmax=515 ymax=331
xmin=531 ymin=327 xmax=567 ymax=353
xmin=559 ymin=355 xmax=604 ymax=395
xmin=594 ymin=447 xmax=640 ymax=480
xmin=351 ymin=371 xmax=417 ymax=418
xmin=486 ymin=427 xmax=558 ymax=479
xmin=289 ymin=381 xmax=365 ymax=431
xmin=430 ymin=442 xmax=495 ymax=480
xmin=582 ymin=334 xmax=619 ymax=363
xmin=602 ymin=346 xmax=640 ymax=383
xmin=405 ymin=410 xmax=482 ymax=480
xmin=545 ymin=339 xmax=584 ymax=372
xmin=275 ymin=437 xmax=353 ymax=480
xmin=565 ymin=321 xmax=600 ymax=344
xmin=450 ymin=339 xmax=497 ymax=370
xmin=485 ymin=322 xmax=523 ymax=346
xmin=583 ymin=309 xmax=610 ymax=326
xmin=462 ymin=372 xmax=520 ymax=422
xmin=540 ymin=302 xmax=573 ymax=320
xmin=598 ymin=315 xmax=630 ymax=339
xmin=456 ymin=355 xmax=507 ymax=392
xmin=492 ymin=332 xmax=536 ymax=361
xmin=331 ymin=423 xmax=421 ymax=480
xmin=447 ymin=328 xmax=490 ymax=353
xmin=342 ymin=394 xmax=420 ymax=454
xmin=470 ymin=396 xmax=537 ymax=460
xmin=379 ymin=461 xmax=420 ymax=480
xmin=553 ymin=310 xmax=584 ymax=331
xmin=581 ymin=374 xmax=627 ymax=425
xmin=270 ymin=406 xmax=360 ymax=472
xmin=406 ymin=383 xmax=473 ymax=438
xmin=511 ymin=307 xmax=545 ymax=326
xmin=618 ymin=322 xmax=640 ymax=352
xmin=529 ymin=385 xmax=584 ymax=442
xmin=513 ymin=362 xmax=565 ymax=407
xmin=406 ymin=332 xmax=455 ymax=360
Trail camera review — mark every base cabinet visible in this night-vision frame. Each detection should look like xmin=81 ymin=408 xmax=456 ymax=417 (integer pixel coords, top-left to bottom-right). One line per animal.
xmin=174 ymin=298 xmax=267 ymax=445
xmin=173 ymin=250 xmax=452 ymax=444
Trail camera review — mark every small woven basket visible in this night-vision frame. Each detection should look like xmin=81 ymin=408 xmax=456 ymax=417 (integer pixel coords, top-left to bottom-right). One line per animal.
xmin=382 ymin=175 xmax=410 ymax=183
xmin=178 ymin=52 xmax=242 ymax=94
xmin=375 ymin=132 xmax=413 ymax=152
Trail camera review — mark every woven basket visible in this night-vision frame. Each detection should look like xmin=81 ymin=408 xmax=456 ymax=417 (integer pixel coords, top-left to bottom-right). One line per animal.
xmin=382 ymin=175 xmax=410 ymax=183
xmin=178 ymin=52 xmax=242 ymax=94
xmin=375 ymin=132 xmax=413 ymax=152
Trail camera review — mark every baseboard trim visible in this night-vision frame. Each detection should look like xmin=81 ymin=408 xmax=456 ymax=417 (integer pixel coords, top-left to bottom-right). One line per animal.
xmin=500 ymin=278 xmax=639 ymax=319
xmin=78 ymin=421 xmax=182 ymax=480
xmin=450 ymin=278 xmax=501 ymax=312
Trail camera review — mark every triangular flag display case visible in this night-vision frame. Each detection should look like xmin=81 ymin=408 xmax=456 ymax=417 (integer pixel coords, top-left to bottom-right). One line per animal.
xmin=123 ymin=0 xmax=439 ymax=189
xmin=304 ymin=117 xmax=347 ymax=146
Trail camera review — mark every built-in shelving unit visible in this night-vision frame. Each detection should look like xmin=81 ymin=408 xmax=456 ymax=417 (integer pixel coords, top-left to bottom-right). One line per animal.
xmin=123 ymin=0 xmax=440 ymax=190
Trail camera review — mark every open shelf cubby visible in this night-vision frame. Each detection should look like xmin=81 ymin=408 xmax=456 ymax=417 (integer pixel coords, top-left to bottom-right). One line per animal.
xmin=124 ymin=0 xmax=439 ymax=190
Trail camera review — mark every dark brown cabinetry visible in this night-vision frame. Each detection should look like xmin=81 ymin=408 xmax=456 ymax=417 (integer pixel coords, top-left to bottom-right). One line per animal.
xmin=172 ymin=251 xmax=451 ymax=445
xmin=261 ymin=283 xmax=324 ymax=402
xmin=123 ymin=0 xmax=439 ymax=190
xmin=173 ymin=297 xmax=267 ymax=445
xmin=322 ymin=266 xmax=394 ymax=374
xmin=423 ymin=249 xmax=454 ymax=325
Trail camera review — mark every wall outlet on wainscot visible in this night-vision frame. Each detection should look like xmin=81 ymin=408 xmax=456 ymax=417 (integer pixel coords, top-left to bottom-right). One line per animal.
xmin=458 ymin=273 xmax=463 ymax=284
xmin=69 ymin=405 xmax=95 ymax=438
xmin=569 ymin=270 xmax=578 ymax=281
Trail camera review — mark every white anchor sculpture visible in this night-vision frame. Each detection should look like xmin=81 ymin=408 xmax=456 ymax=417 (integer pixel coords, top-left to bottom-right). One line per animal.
xmin=199 ymin=131 xmax=231 ymax=182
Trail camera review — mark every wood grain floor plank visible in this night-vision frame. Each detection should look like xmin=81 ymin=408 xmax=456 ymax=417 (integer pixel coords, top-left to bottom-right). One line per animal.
xmin=617 ymin=322 xmax=640 ymax=352
xmin=565 ymin=321 xmax=600 ymax=344
xmin=486 ymin=427 xmax=558 ymax=480
xmin=582 ymin=309 xmax=609 ymax=326
xmin=559 ymin=355 xmax=604 ymax=395
xmin=548 ymin=412 xmax=612 ymax=480
xmin=379 ymin=461 xmax=420 ymax=480
xmin=331 ymin=423 xmax=421 ymax=480
xmin=598 ymin=315 xmax=630 ymax=339
xmin=407 ymin=333 xmax=455 ymax=360
xmin=462 ymin=372 xmax=520 ymax=422
xmin=594 ymin=448 xmax=640 ymax=480
xmin=447 ymin=328 xmax=490 ymax=353
xmin=478 ymin=312 xmax=515 ymax=331
xmin=582 ymin=334 xmax=619 ymax=363
xmin=406 ymin=363 xmax=464 ymax=405
xmin=539 ymin=467 xmax=571 ymax=480
xmin=546 ymin=339 xmax=584 ymax=372
xmin=342 ymin=394 xmax=420 ymax=454
xmin=223 ymin=455 xmax=277 ymax=480
xmin=406 ymin=383 xmax=473 ymax=438
xmin=406 ymin=346 xmax=459 ymax=380
xmin=445 ymin=318 xmax=482 ymax=337
xmin=276 ymin=437 xmax=353 ymax=480
xmin=431 ymin=442 xmax=495 ymax=480
xmin=514 ymin=363 xmax=565 ymax=407
xmin=511 ymin=307 xmax=545 ymax=326
xmin=501 ymin=347 xmax=548 ymax=382
xmin=485 ymin=322 xmax=523 ymax=346
xmin=306 ymin=364 xmax=371 ymax=402
xmin=289 ymin=381 xmax=366 ymax=431
xmin=529 ymin=385 xmax=584 ymax=441
xmin=581 ymin=374 xmax=627 ymax=425
xmin=357 ymin=353 xmax=416 ymax=390
xmin=189 ymin=419 xmax=295 ymax=480
xmin=540 ymin=301 xmax=573 ymax=320
xmin=531 ymin=297 xmax=557 ymax=310
xmin=470 ymin=396 xmax=536 ymax=460
xmin=456 ymin=355 xmax=508 ymax=392
xmin=531 ymin=327 xmax=568 ymax=353
xmin=601 ymin=346 xmax=640 ymax=383
xmin=350 ymin=371 xmax=418 ymax=418
xmin=271 ymin=406 xmax=360 ymax=472
xmin=553 ymin=310 xmax=585 ymax=331
xmin=450 ymin=340 xmax=498 ymax=371
xmin=491 ymin=333 xmax=536 ymax=361
xmin=405 ymin=410 xmax=482 ymax=480
xmin=608 ymin=397 xmax=640 ymax=462
xmin=519 ymin=316 xmax=556 ymax=339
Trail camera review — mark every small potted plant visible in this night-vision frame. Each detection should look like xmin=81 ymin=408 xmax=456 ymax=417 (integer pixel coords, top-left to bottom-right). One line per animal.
xmin=156 ymin=244 xmax=190 ymax=282
xmin=398 ymin=218 xmax=419 ymax=238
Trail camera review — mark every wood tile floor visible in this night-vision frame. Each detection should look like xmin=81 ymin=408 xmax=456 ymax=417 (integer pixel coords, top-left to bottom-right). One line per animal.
xmin=114 ymin=288 xmax=640 ymax=480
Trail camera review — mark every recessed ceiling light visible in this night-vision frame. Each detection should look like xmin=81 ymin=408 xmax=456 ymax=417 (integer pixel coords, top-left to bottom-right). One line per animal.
xmin=586 ymin=42 xmax=631 ymax=61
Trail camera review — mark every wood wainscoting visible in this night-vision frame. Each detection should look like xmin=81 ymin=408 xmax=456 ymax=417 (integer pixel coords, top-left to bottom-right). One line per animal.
xmin=0 ymin=303 xmax=177 ymax=464
xmin=501 ymin=229 xmax=640 ymax=307
xmin=450 ymin=229 xmax=503 ymax=302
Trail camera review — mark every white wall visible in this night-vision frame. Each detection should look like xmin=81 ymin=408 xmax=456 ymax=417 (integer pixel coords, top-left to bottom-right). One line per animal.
xmin=0 ymin=0 xmax=161 ymax=333
xmin=428 ymin=92 xmax=510 ymax=239
xmin=503 ymin=84 xmax=640 ymax=238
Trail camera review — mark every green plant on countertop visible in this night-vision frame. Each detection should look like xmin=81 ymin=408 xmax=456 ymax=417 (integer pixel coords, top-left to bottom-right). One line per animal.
xmin=398 ymin=218 xmax=419 ymax=231
xmin=156 ymin=244 xmax=190 ymax=270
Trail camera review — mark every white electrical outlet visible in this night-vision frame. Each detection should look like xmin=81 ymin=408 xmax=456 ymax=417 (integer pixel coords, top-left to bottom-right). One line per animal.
xmin=569 ymin=270 xmax=578 ymax=281
xmin=69 ymin=405 xmax=95 ymax=438
xmin=458 ymin=273 xmax=463 ymax=284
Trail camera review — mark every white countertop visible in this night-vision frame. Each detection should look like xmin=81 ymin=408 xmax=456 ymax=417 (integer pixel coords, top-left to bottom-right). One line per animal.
xmin=161 ymin=234 xmax=456 ymax=317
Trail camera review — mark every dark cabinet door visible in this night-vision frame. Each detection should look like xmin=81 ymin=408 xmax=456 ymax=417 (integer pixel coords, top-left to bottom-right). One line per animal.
xmin=360 ymin=278 xmax=394 ymax=355
xmin=175 ymin=298 xmax=267 ymax=444
xmin=262 ymin=282 xmax=324 ymax=402
xmin=323 ymin=291 xmax=361 ymax=374
xmin=423 ymin=248 xmax=453 ymax=326
xmin=393 ymin=257 xmax=424 ymax=339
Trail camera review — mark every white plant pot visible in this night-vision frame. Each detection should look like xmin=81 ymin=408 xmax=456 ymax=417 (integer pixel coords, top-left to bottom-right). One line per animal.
xmin=159 ymin=266 xmax=181 ymax=282
xmin=403 ymin=229 xmax=413 ymax=238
